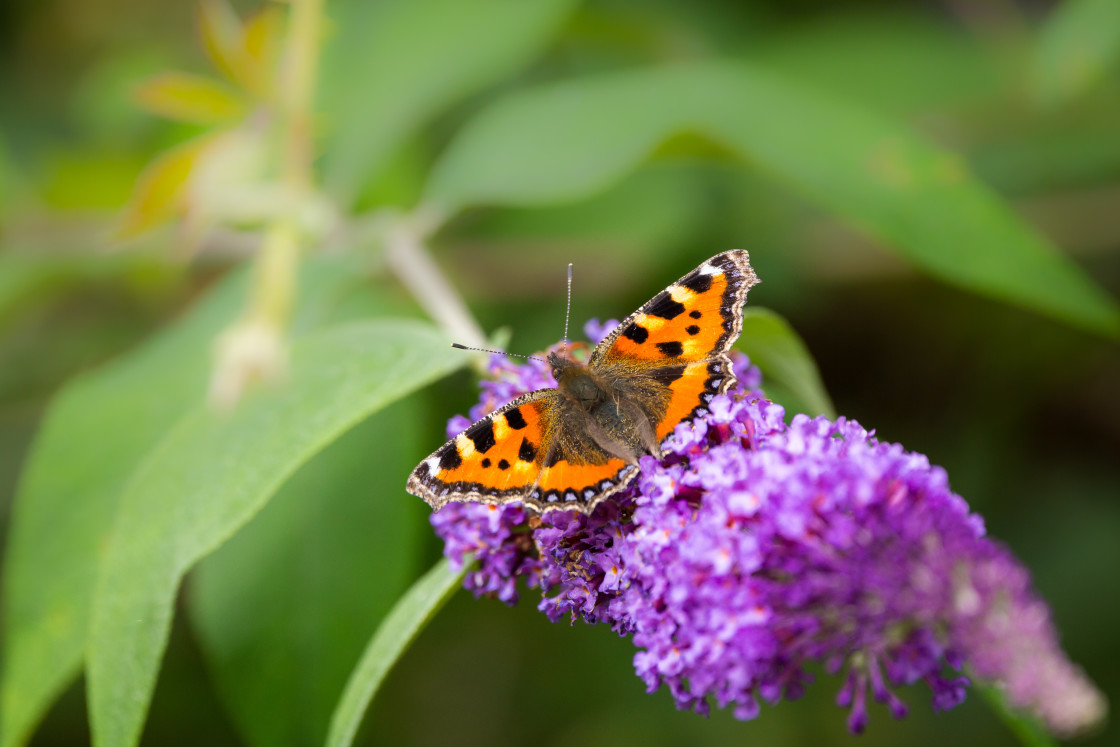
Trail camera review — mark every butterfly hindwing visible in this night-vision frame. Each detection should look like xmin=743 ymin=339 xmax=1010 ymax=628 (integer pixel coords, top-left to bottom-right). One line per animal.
xmin=408 ymin=388 xmax=638 ymax=513
xmin=522 ymin=393 xmax=639 ymax=512
xmin=651 ymin=358 xmax=733 ymax=441
xmin=526 ymin=457 xmax=636 ymax=513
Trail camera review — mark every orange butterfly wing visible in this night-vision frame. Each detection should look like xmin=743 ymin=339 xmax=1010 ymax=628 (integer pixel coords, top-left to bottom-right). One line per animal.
xmin=590 ymin=250 xmax=758 ymax=441
xmin=530 ymin=457 xmax=635 ymax=512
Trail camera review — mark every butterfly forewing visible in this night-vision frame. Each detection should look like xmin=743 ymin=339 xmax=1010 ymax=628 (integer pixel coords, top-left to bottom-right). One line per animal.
xmin=590 ymin=250 xmax=758 ymax=441
xmin=591 ymin=250 xmax=758 ymax=368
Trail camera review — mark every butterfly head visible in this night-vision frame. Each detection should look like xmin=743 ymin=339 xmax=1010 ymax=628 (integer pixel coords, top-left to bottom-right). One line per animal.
xmin=549 ymin=350 xmax=608 ymax=408
xmin=547 ymin=350 xmax=581 ymax=381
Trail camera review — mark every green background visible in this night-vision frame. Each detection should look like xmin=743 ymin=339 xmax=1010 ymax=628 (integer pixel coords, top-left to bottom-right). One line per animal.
xmin=1 ymin=0 xmax=1118 ymax=745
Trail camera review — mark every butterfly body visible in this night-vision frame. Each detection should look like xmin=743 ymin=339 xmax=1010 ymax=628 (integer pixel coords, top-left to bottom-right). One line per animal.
xmin=408 ymin=250 xmax=759 ymax=514
xmin=547 ymin=350 xmax=665 ymax=464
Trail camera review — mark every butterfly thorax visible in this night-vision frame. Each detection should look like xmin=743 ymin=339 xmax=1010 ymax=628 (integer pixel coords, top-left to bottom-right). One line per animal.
xmin=548 ymin=352 xmax=605 ymax=405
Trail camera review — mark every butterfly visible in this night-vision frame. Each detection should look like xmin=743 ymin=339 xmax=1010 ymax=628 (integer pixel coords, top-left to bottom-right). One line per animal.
xmin=407 ymin=250 xmax=759 ymax=514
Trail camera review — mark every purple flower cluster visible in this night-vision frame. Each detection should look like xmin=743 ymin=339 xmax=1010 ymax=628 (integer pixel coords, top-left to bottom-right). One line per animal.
xmin=430 ymin=320 xmax=1106 ymax=736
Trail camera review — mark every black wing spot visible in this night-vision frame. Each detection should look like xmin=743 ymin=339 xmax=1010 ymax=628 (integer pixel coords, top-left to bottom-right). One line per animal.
xmin=656 ymin=341 xmax=684 ymax=357
xmin=438 ymin=444 xmax=462 ymax=471
xmin=622 ymin=323 xmax=649 ymax=344
xmin=465 ymin=419 xmax=496 ymax=453
xmin=504 ymin=408 xmax=528 ymax=430
xmin=645 ymin=292 xmax=685 ymax=320
xmin=498 ymin=459 xmax=510 ymax=470
xmin=481 ymin=458 xmax=491 ymax=468
xmin=649 ymin=367 xmax=684 ymax=385
xmin=519 ymin=438 xmax=537 ymax=462
xmin=689 ymin=310 xmax=702 ymax=319
xmin=686 ymin=325 xmax=700 ymax=335
xmin=681 ymin=272 xmax=713 ymax=294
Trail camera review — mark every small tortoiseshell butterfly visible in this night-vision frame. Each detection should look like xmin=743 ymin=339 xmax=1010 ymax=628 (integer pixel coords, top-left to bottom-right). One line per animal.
xmin=407 ymin=250 xmax=759 ymax=514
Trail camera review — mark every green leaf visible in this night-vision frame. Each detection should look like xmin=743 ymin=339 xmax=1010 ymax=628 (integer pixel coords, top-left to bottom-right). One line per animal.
xmin=425 ymin=62 xmax=1120 ymax=340
xmin=468 ymin=164 xmax=710 ymax=253
xmin=736 ymin=307 xmax=834 ymax=419
xmin=197 ymin=0 xmax=246 ymax=87
xmin=749 ymin=10 xmax=1004 ymax=116
xmin=133 ymin=72 xmax=247 ymax=125
xmin=115 ymin=134 xmax=219 ymax=238
xmin=0 ymin=136 xmax=9 ymax=208
xmin=86 ymin=320 xmax=463 ymax=747
xmin=970 ymin=120 xmax=1120 ymax=196
xmin=319 ymin=0 xmax=577 ymax=207
xmin=0 ymin=252 xmax=181 ymax=329
xmin=974 ymin=679 xmax=1059 ymax=747
xmin=188 ymin=401 xmax=426 ymax=747
xmin=326 ymin=558 xmax=466 ymax=747
xmin=1 ymin=276 xmax=240 ymax=747
xmin=0 ymin=259 xmax=375 ymax=747
xmin=1031 ymin=0 xmax=1120 ymax=108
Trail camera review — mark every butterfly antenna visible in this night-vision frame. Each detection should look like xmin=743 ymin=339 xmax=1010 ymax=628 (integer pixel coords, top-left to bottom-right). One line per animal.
xmin=450 ymin=343 xmax=547 ymax=363
xmin=563 ymin=262 xmax=573 ymax=355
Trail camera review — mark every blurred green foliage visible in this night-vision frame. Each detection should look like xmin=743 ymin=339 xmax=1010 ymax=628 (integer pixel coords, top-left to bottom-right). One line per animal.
xmin=1 ymin=1 xmax=1118 ymax=746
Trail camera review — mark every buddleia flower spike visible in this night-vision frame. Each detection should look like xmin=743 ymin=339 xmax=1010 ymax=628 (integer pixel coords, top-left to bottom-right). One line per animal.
xmin=429 ymin=320 xmax=1106 ymax=737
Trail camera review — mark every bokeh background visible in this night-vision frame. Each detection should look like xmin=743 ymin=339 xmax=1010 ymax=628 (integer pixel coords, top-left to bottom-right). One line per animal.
xmin=2 ymin=0 xmax=1119 ymax=745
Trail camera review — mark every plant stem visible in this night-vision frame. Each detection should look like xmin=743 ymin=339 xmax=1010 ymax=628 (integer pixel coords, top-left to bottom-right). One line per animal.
xmin=244 ymin=0 xmax=325 ymax=330
xmin=384 ymin=210 xmax=488 ymax=350
xmin=210 ymin=0 xmax=327 ymax=407
xmin=284 ymin=0 xmax=323 ymax=193
xmin=253 ymin=221 xmax=299 ymax=323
